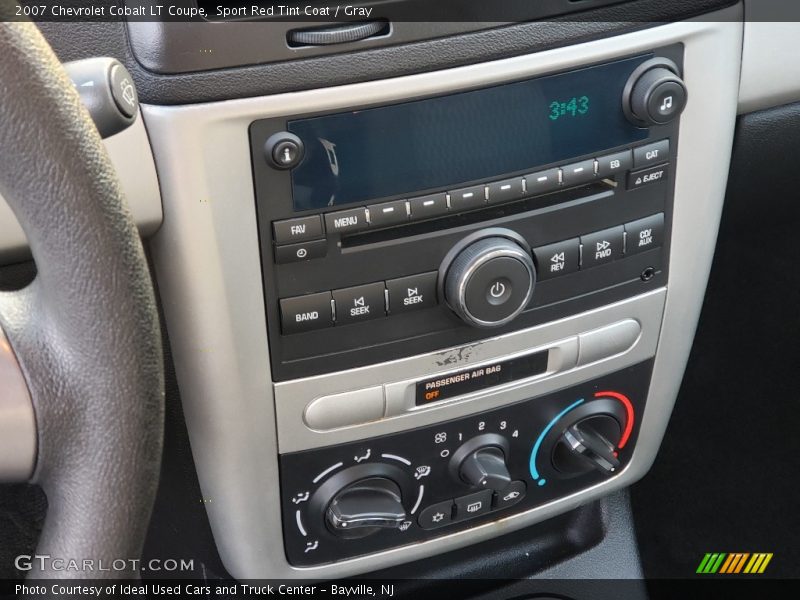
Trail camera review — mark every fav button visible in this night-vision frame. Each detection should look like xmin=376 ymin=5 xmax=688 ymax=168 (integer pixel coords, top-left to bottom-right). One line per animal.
xmin=280 ymin=292 xmax=333 ymax=334
xmin=333 ymin=282 xmax=386 ymax=325
xmin=273 ymin=215 xmax=324 ymax=245
xmin=581 ymin=226 xmax=625 ymax=268
xmin=625 ymin=213 xmax=664 ymax=255
xmin=418 ymin=500 xmax=454 ymax=530
xmin=386 ymin=272 xmax=438 ymax=314
xmin=453 ymin=490 xmax=493 ymax=521
xmin=532 ymin=238 xmax=580 ymax=280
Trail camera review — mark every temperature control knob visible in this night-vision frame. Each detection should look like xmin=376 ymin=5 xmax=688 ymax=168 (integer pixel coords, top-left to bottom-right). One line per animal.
xmin=556 ymin=417 xmax=621 ymax=475
xmin=325 ymin=477 xmax=407 ymax=539
xmin=549 ymin=399 xmax=628 ymax=478
xmin=443 ymin=232 xmax=536 ymax=328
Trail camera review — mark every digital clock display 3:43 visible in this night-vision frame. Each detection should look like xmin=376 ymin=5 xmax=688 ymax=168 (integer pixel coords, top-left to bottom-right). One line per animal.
xmin=549 ymin=96 xmax=590 ymax=120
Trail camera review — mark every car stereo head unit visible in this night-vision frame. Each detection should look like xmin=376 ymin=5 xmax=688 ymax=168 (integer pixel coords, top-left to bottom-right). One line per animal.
xmin=250 ymin=46 xmax=684 ymax=382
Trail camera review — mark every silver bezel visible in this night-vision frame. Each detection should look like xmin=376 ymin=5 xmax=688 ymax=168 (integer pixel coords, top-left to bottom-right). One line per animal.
xmin=144 ymin=8 xmax=742 ymax=579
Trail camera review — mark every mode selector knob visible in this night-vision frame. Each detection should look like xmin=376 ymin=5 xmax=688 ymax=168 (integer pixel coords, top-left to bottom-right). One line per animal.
xmin=444 ymin=232 xmax=536 ymax=328
xmin=325 ymin=477 xmax=407 ymax=539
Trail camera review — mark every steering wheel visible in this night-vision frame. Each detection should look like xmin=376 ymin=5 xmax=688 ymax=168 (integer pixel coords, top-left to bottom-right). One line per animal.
xmin=0 ymin=18 xmax=164 ymax=578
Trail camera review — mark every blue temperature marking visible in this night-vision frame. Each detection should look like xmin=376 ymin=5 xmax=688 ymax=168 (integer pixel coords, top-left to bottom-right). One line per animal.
xmin=529 ymin=399 xmax=585 ymax=480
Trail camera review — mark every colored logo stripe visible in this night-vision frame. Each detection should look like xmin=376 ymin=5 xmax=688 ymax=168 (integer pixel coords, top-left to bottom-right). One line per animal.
xmin=697 ymin=553 xmax=726 ymax=573
xmin=697 ymin=552 xmax=773 ymax=574
xmin=744 ymin=553 xmax=773 ymax=574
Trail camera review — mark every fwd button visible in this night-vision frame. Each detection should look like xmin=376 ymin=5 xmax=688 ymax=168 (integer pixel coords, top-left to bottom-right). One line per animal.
xmin=580 ymin=226 xmax=624 ymax=268
xmin=387 ymin=272 xmax=438 ymax=314
xmin=333 ymin=282 xmax=386 ymax=325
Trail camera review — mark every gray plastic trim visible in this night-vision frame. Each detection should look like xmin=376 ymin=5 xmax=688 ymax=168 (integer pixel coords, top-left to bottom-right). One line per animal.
xmin=0 ymin=110 xmax=162 ymax=263
xmin=144 ymin=8 xmax=741 ymax=579
xmin=0 ymin=324 xmax=36 ymax=481
xmin=277 ymin=295 xmax=661 ymax=453
xmin=738 ymin=3 xmax=800 ymax=114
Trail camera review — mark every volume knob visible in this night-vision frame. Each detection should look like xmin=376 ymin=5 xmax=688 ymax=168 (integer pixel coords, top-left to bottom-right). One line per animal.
xmin=444 ymin=234 xmax=536 ymax=328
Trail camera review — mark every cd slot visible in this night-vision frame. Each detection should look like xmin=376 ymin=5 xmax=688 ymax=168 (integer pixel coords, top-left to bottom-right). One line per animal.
xmin=341 ymin=181 xmax=615 ymax=248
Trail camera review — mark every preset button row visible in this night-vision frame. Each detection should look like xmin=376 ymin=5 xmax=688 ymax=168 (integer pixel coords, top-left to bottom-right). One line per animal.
xmin=280 ymin=272 xmax=438 ymax=334
xmin=273 ymin=139 xmax=672 ymax=247
xmin=533 ymin=213 xmax=664 ymax=280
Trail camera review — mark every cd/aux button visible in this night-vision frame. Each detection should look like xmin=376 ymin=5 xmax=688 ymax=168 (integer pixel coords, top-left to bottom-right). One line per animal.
xmin=333 ymin=282 xmax=386 ymax=324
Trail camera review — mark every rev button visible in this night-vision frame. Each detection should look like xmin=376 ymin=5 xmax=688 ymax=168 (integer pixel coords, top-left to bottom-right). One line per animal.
xmin=333 ymin=283 xmax=386 ymax=325
xmin=533 ymin=238 xmax=580 ymax=280
xmin=386 ymin=272 xmax=438 ymax=314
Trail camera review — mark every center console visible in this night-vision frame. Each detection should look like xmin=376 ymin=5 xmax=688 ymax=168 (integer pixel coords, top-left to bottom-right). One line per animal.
xmin=143 ymin=10 xmax=742 ymax=579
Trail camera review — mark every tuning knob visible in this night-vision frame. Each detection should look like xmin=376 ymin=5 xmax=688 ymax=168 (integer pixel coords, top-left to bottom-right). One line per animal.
xmin=325 ymin=477 xmax=407 ymax=539
xmin=623 ymin=59 xmax=687 ymax=127
xmin=443 ymin=231 xmax=536 ymax=328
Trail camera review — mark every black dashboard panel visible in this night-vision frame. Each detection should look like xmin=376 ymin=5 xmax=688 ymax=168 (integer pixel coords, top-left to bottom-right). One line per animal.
xmin=251 ymin=49 xmax=681 ymax=380
xmin=38 ymin=0 xmax=733 ymax=105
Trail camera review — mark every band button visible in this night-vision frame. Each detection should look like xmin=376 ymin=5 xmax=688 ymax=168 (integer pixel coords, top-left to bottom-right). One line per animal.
xmin=279 ymin=292 xmax=333 ymax=334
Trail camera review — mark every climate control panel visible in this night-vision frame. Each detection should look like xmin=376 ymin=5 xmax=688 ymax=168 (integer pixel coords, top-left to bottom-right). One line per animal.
xmin=279 ymin=361 xmax=650 ymax=566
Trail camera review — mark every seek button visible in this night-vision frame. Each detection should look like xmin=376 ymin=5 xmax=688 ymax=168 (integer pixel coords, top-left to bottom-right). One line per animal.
xmin=387 ymin=272 xmax=438 ymax=314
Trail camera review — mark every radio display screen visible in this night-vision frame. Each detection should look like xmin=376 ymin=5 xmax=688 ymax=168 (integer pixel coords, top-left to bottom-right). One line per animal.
xmin=289 ymin=56 xmax=649 ymax=212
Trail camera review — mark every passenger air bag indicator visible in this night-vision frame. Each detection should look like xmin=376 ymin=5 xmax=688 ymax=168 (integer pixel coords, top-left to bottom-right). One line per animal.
xmin=415 ymin=350 xmax=549 ymax=406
